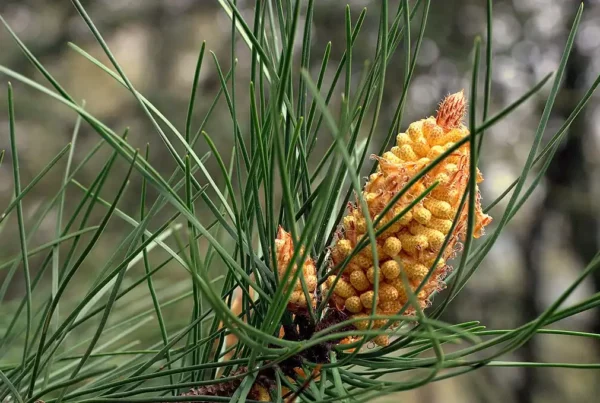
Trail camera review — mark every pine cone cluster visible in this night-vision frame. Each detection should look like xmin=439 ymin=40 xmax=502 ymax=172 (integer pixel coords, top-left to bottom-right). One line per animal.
xmin=274 ymin=226 xmax=319 ymax=311
xmin=181 ymin=91 xmax=493 ymax=403
xmin=323 ymin=91 xmax=492 ymax=346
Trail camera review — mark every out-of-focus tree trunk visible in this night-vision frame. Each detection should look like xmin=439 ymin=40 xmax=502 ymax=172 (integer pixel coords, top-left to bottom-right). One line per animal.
xmin=518 ymin=2 xmax=597 ymax=403
xmin=544 ymin=0 xmax=599 ymax=337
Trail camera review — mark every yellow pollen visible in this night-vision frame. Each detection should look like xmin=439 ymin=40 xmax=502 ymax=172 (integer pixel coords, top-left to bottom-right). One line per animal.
xmin=407 ymin=121 xmax=423 ymax=140
xmin=326 ymin=91 xmax=491 ymax=340
xmin=398 ymin=144 xmax=418 ymax=161
xmin=379 ymin=300 xmax=401 ymax=314
xmin=379 ymin=283 xmax=399 ymax=301
xmin=345 ymin=296 xmax=363 ymax=313
xmin=413 ymin=206 xmax=432 ymax=225
xmin=381 ymin=259 xmax=401 ymax=279
xmin=328 ymin=277 xmax=357 ymax=299
xmin=396 ymin=132 xmax=413 ymax=147
xmin=360 ymin=290 xmax=379 ymax=308
xmin=373 ymin=334 xmax=390 ymax=347
xmin=349 ymin=270 xmax=370 ymax=292
xmin=397 ymin=233 xmax=429 ymax=255
xmin=382 ymin=237 xmax=402 ymax=257
xmin=353 ymin=313 xmax=370 ymax=330
xmin=423 ymin=198 xmax=455 ymax=219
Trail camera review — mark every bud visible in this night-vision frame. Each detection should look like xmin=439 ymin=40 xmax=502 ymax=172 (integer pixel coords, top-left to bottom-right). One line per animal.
xmin=436 ymin=90 xmax=467 ymax=129
xmin=274 ymin=226 xmax=318 ymax=311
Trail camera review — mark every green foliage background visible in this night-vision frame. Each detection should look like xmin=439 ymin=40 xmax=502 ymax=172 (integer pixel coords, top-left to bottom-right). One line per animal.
xmin=1 ymin=1 xmax=599 ymax=402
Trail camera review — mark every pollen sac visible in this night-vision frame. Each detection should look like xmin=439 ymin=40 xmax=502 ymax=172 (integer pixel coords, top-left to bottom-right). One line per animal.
xmin=407 ymin=121 xmax=423 ymax=140
xmin=383 ymin=237 xmax=402 ymax=257
xmin=396 ymin=132 xmax=412 ymax=147
xmin=329 ymin=277 xmax=357 ymax=299
xmin=396 ymin=210 xmax=413 ymax=226
xmin=381 ymin=259 xmax=401 ymax=279
xmin=397 ymin=233 xmax=429 ymax=255
xmin=360 ymin=290 xmax=379 ymax=308
xmin=409 ymin=222 xmax=446 ymax=251
xmin=412 ymin=137 xmax=431 ymax=157
xmin=423 ymin=119 xmax=444 ymax=145
xmin=383 ymin=151 xmax=402 ymax=165
xmin=343 ymin=216 xmax=356 ymax=232
xmin=350 ymin=270 xmax=371 ymax=292
xmin=402 ymin=259 xmax=430 ymax=282
xmin=343 ymin=263 xmax=362 ymax=274
xmin=366 ymin=266 xmax=383 ymax=284
xmin=378 ymin=283 xmax=399 ymax=301
xmin=352 ymin=313 xmax=370 ymax=330
xmin=335 ymin=239 xmax=352 ymax=259
xmin=373 ymin=307 xmax=391 ymax=327
xmin=413 ymin=206 xmax=432 ymax=225
xmin=250 ymin=384 xmax=271 ymax=402
xmin=386 ymin=277 xmax=408 ymax=302
xmin=305 ymin=275 xmax=318 ymax=292
xmin=427 ymin=217 xmax=453 ymax=234
xmin=424 ymin=198 xmax=454 ymax=219
xmin=408 ymin=182 xmax=427 ymax=198
xmin=326 ymin=91 xmax=492 ymax=347
xmin=354 ymin=254 xmax=372 ymax=269
xmin=355 ymin=217 xmax=367 ymax=233
xmin=345 ymin=296 xmax=363 ymax=313
xmin=371 ymin=334 xmax=390 ymax=347
xmin=379 ymin=299 xmax=402 ymax=314
xmin=427 ymin=145 xmax=445 ymax=159
xmin=398 ymin=144 xmax=418 ymax=161
xmin=289 ymin=291 xmax=307 ymax=307
xmin=360 ymin=246 xmax=374 ymax=260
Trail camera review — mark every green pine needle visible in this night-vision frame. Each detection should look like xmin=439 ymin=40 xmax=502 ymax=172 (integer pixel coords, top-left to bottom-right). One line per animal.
xmin=0 ymin=2 xmax=598 ymax=402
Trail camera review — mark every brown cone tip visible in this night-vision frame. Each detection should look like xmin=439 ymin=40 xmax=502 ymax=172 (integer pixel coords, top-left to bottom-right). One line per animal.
xmin=436 ymin=90 xmax=466 ymax=129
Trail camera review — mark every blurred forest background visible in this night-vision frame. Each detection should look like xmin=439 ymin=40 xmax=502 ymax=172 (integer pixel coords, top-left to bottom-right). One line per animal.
xmin=1 ymin=0 xmax=600 ymax=402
